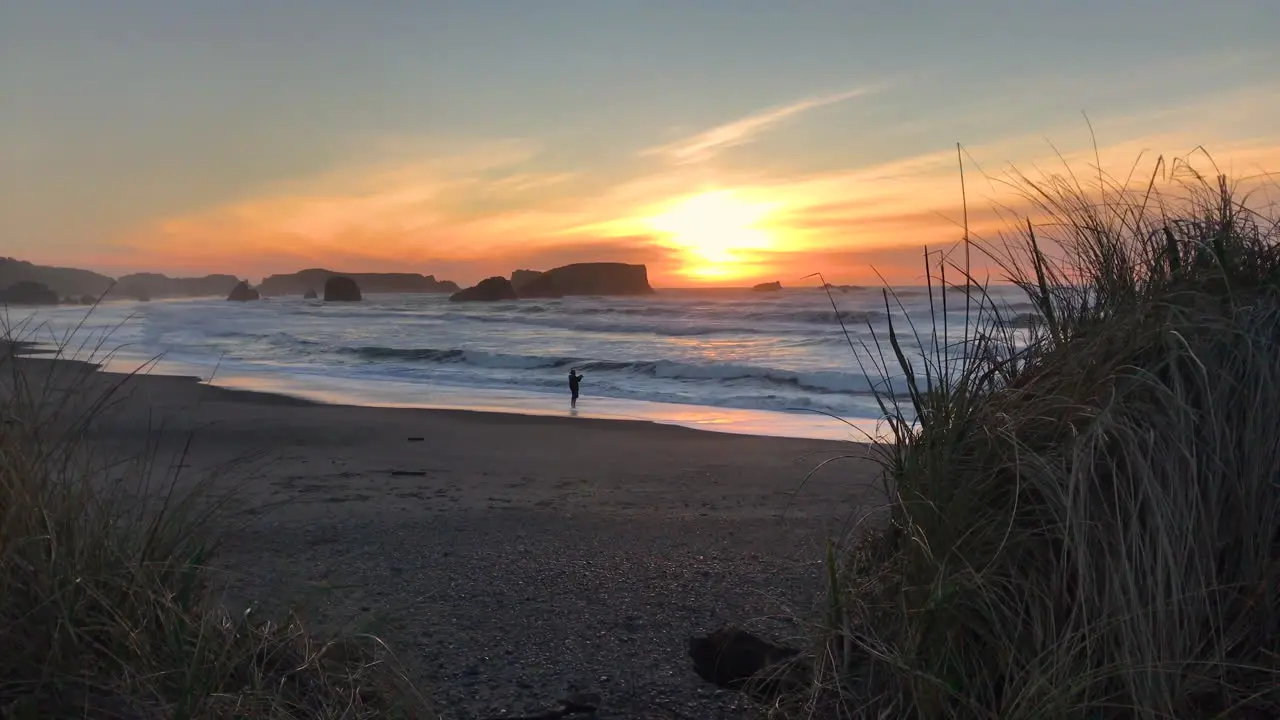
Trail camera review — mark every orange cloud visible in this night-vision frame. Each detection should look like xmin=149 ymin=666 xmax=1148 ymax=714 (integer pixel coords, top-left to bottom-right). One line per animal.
xmin=98 ymin=90 xmax=1280 ymax=289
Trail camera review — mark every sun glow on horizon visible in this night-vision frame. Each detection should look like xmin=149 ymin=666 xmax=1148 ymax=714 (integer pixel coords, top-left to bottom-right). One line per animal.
xmin=645 ymin=190 xmax=780 ymax=280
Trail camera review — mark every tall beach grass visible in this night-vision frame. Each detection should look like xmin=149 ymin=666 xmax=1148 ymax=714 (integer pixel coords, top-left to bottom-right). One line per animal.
xmin=0 ymin=330 xmax=431 ymax=719
xmin=812 ymin=152 xmax=1279 ymax=719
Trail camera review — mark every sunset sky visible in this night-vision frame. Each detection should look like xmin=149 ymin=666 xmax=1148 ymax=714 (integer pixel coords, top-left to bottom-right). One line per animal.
xmin=2 ymin=1 xmax=1277 ymax=287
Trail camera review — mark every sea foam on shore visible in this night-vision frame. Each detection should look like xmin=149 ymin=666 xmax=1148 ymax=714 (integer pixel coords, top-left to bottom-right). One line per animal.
xmin=10 ymin=285 xmax=1028 ymax=440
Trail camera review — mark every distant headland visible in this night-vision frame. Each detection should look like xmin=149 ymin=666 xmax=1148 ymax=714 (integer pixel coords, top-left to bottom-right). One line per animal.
xmin=0 ymin=257 xmax=658 ymax=306
xmin=0 ymin=257 xmax=465 ymax=305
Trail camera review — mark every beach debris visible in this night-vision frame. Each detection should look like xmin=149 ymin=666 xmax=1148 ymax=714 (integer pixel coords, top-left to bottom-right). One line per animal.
xmin=688 ymin=625 xmax=808 ymax=701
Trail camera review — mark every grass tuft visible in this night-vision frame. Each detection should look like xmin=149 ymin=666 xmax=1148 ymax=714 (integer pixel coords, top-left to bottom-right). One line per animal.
xmin=813 ymin=153 xmax=1280 ymax=719
xmin=0 ymin=329 xmax=431 ymax=719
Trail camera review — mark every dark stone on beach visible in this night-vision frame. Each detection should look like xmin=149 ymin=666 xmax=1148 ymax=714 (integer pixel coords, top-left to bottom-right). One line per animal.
xmin=517 ymin=262 xmax=653 ymax=298
xmin=226 ymin=280 xmax=260 ymax=302
xmin=450 ymin=276 xmax=519 ymax=302
xmin=753 ymin=281 xmax=782 ymax=292
xmin=0 ymin=281 xmax=59 ymax=306
xmin=303 ymin=288 xmax=318 ymax=299
xmin=324 ymin=276 xmax=362 ymax=302
xmin=688 ymin=626 xmax=806 ymax=700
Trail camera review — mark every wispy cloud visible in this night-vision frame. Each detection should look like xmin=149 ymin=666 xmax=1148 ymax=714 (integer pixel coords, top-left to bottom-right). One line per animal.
xmin=641 ymin=86 xmax=881 ymax=166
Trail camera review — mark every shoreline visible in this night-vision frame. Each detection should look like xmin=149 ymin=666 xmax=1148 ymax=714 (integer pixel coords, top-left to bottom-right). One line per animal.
xmin=7 ymin=338 xmax=887 ymax=443
xmin=3 ymin=338 xmax=885 ymax=717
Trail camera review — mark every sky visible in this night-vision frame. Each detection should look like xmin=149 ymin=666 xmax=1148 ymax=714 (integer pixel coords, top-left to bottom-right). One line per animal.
xmin=1 ymin=1 xmax=1278 ymax=287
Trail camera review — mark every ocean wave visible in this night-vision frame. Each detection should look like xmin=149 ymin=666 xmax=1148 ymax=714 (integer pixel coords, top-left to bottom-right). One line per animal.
xmin=341 ymin=345 xmax=907 ymax=396
xmin=434 ymin=307 xmax=901 ymax=338
xmin=740 ymin=309 xmax=883 ymax=325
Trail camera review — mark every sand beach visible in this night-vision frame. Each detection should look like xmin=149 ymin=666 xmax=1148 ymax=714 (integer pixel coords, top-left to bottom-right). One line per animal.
xmin=6 ymin=348 xmax=884 ymax=718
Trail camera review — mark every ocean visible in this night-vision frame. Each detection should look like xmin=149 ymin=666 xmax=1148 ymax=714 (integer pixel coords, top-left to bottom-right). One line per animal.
xmin=13 ymin=285 xmax=1034 ymax=440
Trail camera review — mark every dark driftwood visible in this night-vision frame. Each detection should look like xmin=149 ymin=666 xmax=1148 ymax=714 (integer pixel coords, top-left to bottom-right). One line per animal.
xmin=688 ymin=626 xmax=810 ymax=701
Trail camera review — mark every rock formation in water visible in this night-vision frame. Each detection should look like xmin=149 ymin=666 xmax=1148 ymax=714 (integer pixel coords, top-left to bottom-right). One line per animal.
xmin=752 ymin=281 xmax=782 ymax=292
xmin=516 ymin=263 xmax=653 ymax=299
xmin=510 ymin=269 xmax=543 ymax=291
xmin=0 ymin=281 xmax=60 ymax=306
xmin=303 ymin=288 xmax=318 ymax=299
xmin=450 ymin=276 xmax=519 ymax=302
xmin=226 ymin=281 xmax=260 ymax=301
xmin=114 ymin=272 xmax=242 ymax=299
xmin=324 ymin=276 xmax=363 ymax=302
xmin=259 ymin=269 xmax=458 ymax=297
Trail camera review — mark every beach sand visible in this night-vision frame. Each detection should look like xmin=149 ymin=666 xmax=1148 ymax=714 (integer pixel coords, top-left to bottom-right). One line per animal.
xmin=5 ymin=350 xmax=886 ymax=718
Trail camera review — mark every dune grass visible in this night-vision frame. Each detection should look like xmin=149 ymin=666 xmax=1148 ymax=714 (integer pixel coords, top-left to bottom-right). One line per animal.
xmin=0 ymin=335 xmax=431 ymax=719
xmin=812 ymin=155 xmax=1280 ymax=719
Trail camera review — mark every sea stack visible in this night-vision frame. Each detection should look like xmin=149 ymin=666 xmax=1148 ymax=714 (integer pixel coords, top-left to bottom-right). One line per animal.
xmin=324 ymin=276 xmax=362 ymax=302
xmin=752 ymin=281 xmax=782 ymax=292
xmin=510 ymin=269 xmax=542 ymax=291
xmin=516 ymin=262 xmax=653 ymax=298
xmin=450 ymin=276 xmax=519 ymax=302
xmin=226 ymin=280 xmax=260 ymax=301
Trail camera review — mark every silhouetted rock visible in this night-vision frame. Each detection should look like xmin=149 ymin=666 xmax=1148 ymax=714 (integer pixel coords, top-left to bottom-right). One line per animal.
xmin=324 ymin=276 xmax=362 ymax=302
xmin=303 ymin=288 xmax=318 ymax=299
xmin=0 ymin=281 xmax=59 ymax=306
xmin=0 ymin=258 xmax=242 ymax=301
xmin=517 ymin=262 xmax=653 ymax=298
xmin=450 ymin=277 xmax=518 ymax=302
xmin=510 ymin=269 xmax=543 ymax=291
xmin=688 ymin=626 xmax=807 ymax=702
xmin=226 ymin=281 xmax=260 ymax=302
xmin=259 ymin=269 xmax=458 ymax=296
xmin=753 ymin=281 xmax=782 ymax=292
xmin=114 ymin=272 xmax=241 ymax=299
xmin=119 ymin=284 xmax=151 ymax=302
xmin=0 ymin=257 xmax=114 ymax=298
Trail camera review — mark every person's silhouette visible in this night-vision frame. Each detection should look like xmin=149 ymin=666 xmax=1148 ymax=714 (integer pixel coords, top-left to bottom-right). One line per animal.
xmin=568 ymin=369 xmax=583 ymax=408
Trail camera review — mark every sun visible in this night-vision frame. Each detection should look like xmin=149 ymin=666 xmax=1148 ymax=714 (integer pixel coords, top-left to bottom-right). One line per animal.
xmin=645 ymin=190 xmax=777 ymax=280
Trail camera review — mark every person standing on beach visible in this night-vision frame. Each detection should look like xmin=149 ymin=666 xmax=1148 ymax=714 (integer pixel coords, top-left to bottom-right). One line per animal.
xmin=569 ymin=369 xmax=583 ymax=408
